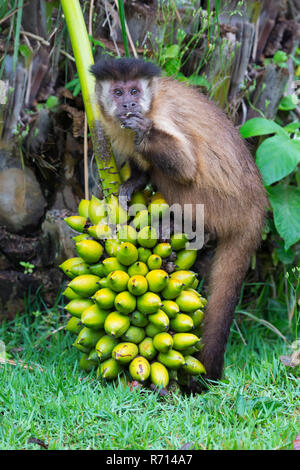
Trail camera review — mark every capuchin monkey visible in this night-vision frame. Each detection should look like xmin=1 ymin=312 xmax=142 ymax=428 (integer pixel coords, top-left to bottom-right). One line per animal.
xmin=90 ymin=57 xmax=267 ymax=386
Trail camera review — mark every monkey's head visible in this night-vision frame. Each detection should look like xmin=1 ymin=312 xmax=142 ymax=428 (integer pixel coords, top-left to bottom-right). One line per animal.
xmin=91 ymin=58 xmax=160 ymax=122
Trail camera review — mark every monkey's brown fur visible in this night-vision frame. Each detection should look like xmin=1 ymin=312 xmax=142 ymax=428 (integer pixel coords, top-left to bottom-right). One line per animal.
xmin=91 ymin=58 xmax=268 ymax=384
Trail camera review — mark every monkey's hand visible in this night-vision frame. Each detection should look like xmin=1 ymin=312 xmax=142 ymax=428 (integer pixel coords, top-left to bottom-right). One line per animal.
xmin=120 ymin=112 xmax=152 ymax=146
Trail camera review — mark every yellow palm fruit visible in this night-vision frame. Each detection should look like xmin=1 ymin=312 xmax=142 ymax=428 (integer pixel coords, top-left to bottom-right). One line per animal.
xmin=181 ymin=355 xmax=206 ymax=375
xmin=81 ymin=304 xmax=109 ymax=330
xmin=128 ymin=261 xmax=149 ymax=277
xmin=65 ymin=316 xmax=82 ymax=335
xmin=170 ymin=313 xmax=194 ymax=332
xmin=75 ymin=239 xmax=103 ymax=263
xmin=175 ymin=249 xmax=197 ymax=270
xmin=148 ymin=309 xmax=170 ymax=331
xmin=137 ymin=292 xmax=162 ymax=314
xmin=152 ymin=332 xmax=173 ymax=353
xmin=137 ymin=226 xmax=158 ymax=248
xmin=122 ymin=326 xmax=145 ymax=344
xmin=64 ymin=215 xmax=87 ymax=232
xmin=138 ymin=337 xmax=157 ymax=360
xmin=176 ymin=290 xmax=203 ymax=312
xmin=112 ymin=342 xmax=139 ymax=364
xmin=127 ymin=275 xmax=148 ymax=296
xmin=78 ymin=199 xmax=90 ymax=218
xmin=92 ymin=288 xmax=116 ymax=310
xmin=170 ymin=270 xmax=197 ymax=288
xmin=68 ymin=274 xmax=101 ymax=297
xmin=107 ymin=270 xmax=130 ymax=293
xmin=146 ymin=269 xmax=169 ymax=293
xmin=157 ymin=349 xmax=185 ymax=369
xmin=64 ymin=298 xmax=94 ymax=318
xmin=160 ymin=300 xmax=180 ymax=319
xmin=95 ymin=335 xmax=119 ymax=361
xmin=114 ymin=291 xmax=137 ymax=315
xmin=116 ymin=242 xmax=138 ymax=266
xmin=147 ymin=254 xmax=162 ymax=270
xmin=161 ymin=278 xmax=183 ymax=299
xmin=88 ymin=195 xmax=107 ymax=225
xmin=150 ymin=362 xmax=169 ymax=388
xmin=129 ymin=356 xmax=151 ymax=382
xmin=104 ymin=311 xmax=130 ymax=338
xmin=98 ymin=357 xmax=123 ymax=380
xmin=172 ymin=333 xmax=200 ymax=350
xmin=102 ymin=257 xmax=127 ymax=275
xmin=153 ymin=243 xmax=172 ymax=258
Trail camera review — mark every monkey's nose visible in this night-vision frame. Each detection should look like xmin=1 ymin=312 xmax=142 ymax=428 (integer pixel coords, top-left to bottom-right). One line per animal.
xmin=123 ymin=102 xmax=136 ymax=109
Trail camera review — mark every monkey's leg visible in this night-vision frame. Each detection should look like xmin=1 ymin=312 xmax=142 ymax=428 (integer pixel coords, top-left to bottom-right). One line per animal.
xmin=118 ymin=159 xmax=149 ymax=207
xmin=196 ymin=234 xmax=258 ymax=384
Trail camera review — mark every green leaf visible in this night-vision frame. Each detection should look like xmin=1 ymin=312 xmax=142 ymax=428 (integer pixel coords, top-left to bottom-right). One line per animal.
xmin=256 ymin=135 xmax=300 ymax=185
xmin=278 ymin=94 xmax=299 ymax=111
xmin=163 ymin=44 xmax=180 ymax=59
xmin=268 ymin=184 xmax=300 ymax=250
xmin=187 ymin=74 xmax=211 ymax=89
xmin=273 ymin=50 xmax=288 ymax=64
xmin=46 ymin=95 xmax=59 ymax=110
xmin=240 ymin=118 xmax=287 ymax=138
xmin=284 ymin=121 xmax=300 ymax=133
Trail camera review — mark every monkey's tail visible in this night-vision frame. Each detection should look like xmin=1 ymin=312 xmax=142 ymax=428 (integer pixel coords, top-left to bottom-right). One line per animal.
xmin=198 ymin=232 xmax=260 ymax=381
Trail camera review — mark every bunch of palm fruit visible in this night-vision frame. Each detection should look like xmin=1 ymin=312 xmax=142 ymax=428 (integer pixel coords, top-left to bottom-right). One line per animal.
xmin=60 ymin=187 xmax=206 ymax=391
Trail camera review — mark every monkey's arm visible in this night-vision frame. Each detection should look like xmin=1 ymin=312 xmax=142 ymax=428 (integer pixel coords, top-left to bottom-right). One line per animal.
xmin=121 ymin=112 xmax=197 ymax=183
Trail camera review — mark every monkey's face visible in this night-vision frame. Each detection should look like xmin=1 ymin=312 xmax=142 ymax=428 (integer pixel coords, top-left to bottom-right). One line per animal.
xmin=98 ymin=79 xmax=153 ymax=122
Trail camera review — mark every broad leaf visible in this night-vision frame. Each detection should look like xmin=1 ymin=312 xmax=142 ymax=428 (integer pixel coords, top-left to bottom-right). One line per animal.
xmin=268 ymin=184 xmax=300 ymax=250
xmin=240 ymin=117 xmax=287 ymax=138
xmin=256 ymin=135 xmax=300 ymax=185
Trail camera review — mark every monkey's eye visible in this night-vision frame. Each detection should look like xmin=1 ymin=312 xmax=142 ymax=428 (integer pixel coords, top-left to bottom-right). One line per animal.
xmin=130 ymin=88 xmax=139 ymax=95
xmin=114 ymin=89 xmax=123 ymax=96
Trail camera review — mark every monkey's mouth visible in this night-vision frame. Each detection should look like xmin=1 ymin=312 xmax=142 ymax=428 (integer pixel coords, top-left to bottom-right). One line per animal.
xmin=118 ymin=111 xmax=136 ymax=120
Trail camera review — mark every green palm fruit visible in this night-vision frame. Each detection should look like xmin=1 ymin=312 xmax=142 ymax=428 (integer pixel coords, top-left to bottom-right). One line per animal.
xmin=112 ymin=342 xmax=139 ymax=364
xmin=70 ymin=262 xmax=91 ymax=277
xmin=72 ymin=233 xmax=89 ymax=243
xmin=148 ymin=309 xmax=170 ymax=331
xmin=92 ymin=288 xmax=116 ymax=309
xmin=88 ymin=195 xmax=107 ymax=225
xmin=179 ymin=345 xmax=198 ymax=356
xmin=114 ymin=291 xmax=136 ymax=315
xmin=158 ymin=349 xmax=185 ymax=369
xmin=170 ymin=233 xmax=188 ymax=251
xmin=98 ymin=277 xmax=109 ymax=288
xmin=145 ymin=323 xmax=166 ymax=337
xmin=191 ymin=278 xmax=199 ymax=289
xmin=175 ymin=249 xmax=197 ymax=270
xmin=146 ymin=269 xmax=169 ymax=293
xmin=75 ymin=239 xmax=103 ymax=263
xmin=116 ymin=242 xmax=138 ymax=266
xmin=64 ymin=215 xmax=87 ymax=232
xmin=137 ymin=292 xmax=162 ymax=314
xmin=129 ymin=356 xmax=151 ymax=382
xmin=170 ymin=270 xmax=197 ymax=288
xmin=95 ymin=335 xmax=119 ymax=361
xmin=150 ymin=362 xmax=169 ymax=388
xmin=160 ymin=300 xmax=180 ymax=319
xmin=117 ymin=225 xmax=137 ymax=245
xmin=89 ymin=262 xmax=105 ymax=277
xmin=181 ymin=355 xmax=206 ymax=375
xmin=105 ymin=239 xmax=120 ymax=257
xmin=73 ymin=327 xmax=105 ymax=351
xmin=161 ymin=278 xmax=183 ymax=299
xmin=153 ymin=243 xmax=172 ymax=258
xmin=130 ymin=190 xmax=148 ymax=206
xmin=68 ymin=274 xmax=101 ymax=297
xmin=79 ymin=353 xmax=96 ymax=372
xmin=137 ymin=226 xmax=158 ymax=248
xmin=147 ymin=254 xmax=162 ymax=270
xmin=137 ymin=247 xmax=152 ymax=263
xmin=122 ymin=325 xmax=145 ymax=344
xmin=172 ymin=333 xmax=200 ymax=350
xmin=64 ymin=298 xmax=94 ymax=318
xmin=106 ymin=194 xmax=129 ymax=225
xmin=59 ymin=257 xmax=84 ymax=279
xmin=107 ymin=270 xmax=130 ymax=292
xmin=176 ymin=290 xmax=203 ymax=312
xmin=152 ymin=332 xmax=173 ymax=353
xmin=78 ymin=199 xmax=90 ymax=218
xmin=189 ymin=309 xmax=204 ymax=328
xmin=128 ymin=261 xmax=149 ymax=277
xmin=170 ymin=314 xmax=194 ymax=332
xmin=130 ymin=310 xmax=148 ymax=327
xmin=87 ymin=223 xmax=112 ymax=240
xmin=65 ymin=316 xmax=82 ymax=334
xmin=127 ymin=275 xmax=148 ymax=296
xmin=132 ymin=210 xmax=149 ymax=230
xmin=138 ymin=337 xmax=157 ymax=360
xmin=87 ymin=349 xmax=99 ymax=365
xmin=63 ymin=286 xmax=81 ymax=300
xmin=81 ymin=304 xmax=109 ymax=330
xmin=148 ymin=199 xmax=169 ymax=220
xmin=104 ymin=311 xmax=130 ymax=338
xmin=98 ymin=357 xmax=123 ymax=380
xmin=102 ymin=257 xmax=126 ymax=275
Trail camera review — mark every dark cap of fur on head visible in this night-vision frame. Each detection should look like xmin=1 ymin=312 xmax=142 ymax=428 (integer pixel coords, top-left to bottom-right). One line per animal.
xmin=90 ymin=57 xmax=161 ymax=82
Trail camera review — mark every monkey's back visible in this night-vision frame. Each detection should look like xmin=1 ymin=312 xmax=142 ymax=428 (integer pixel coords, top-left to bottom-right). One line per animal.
xmin=148 ymin=77 xmax=267 ymax=237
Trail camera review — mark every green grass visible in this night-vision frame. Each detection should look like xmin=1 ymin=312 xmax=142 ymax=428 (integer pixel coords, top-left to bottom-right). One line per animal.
xmin=0 ymin=298 xmax=299 ymax=451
